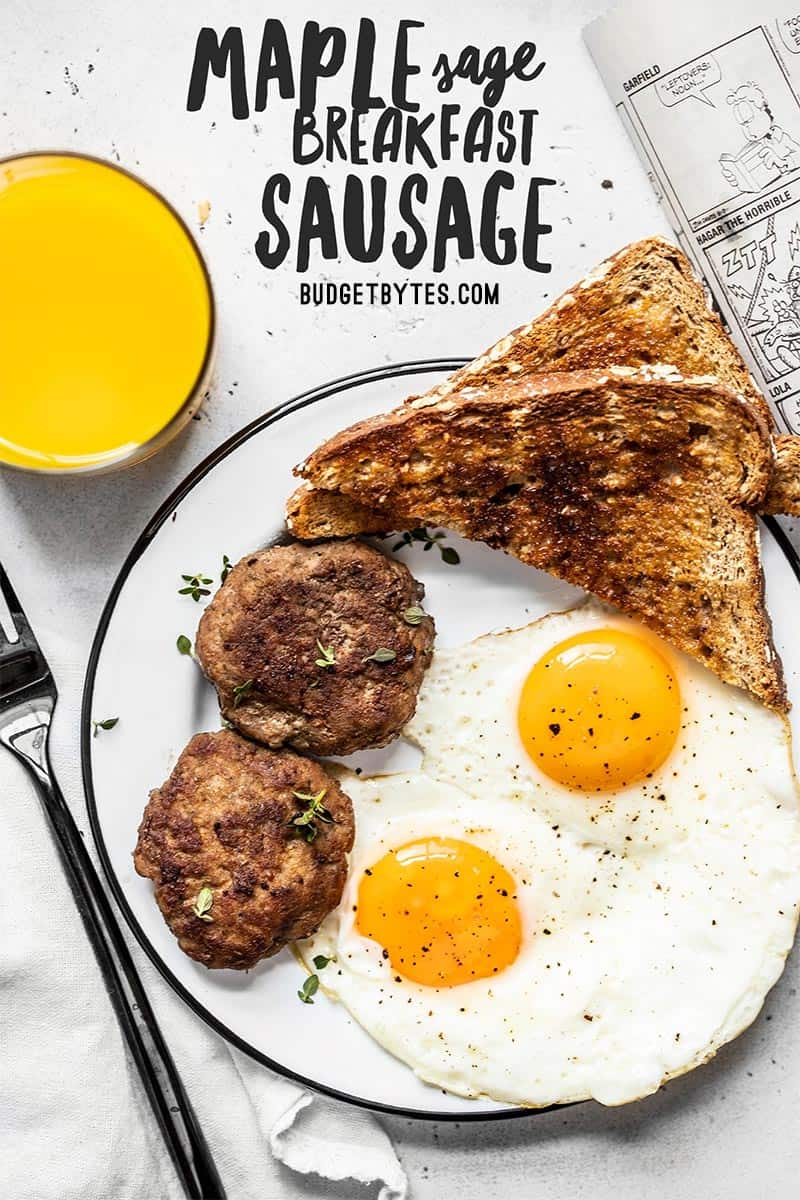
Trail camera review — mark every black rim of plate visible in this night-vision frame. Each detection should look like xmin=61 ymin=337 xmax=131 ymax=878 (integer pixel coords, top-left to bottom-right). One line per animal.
xmin=81 ymin=359 xmax=800 ymax=1122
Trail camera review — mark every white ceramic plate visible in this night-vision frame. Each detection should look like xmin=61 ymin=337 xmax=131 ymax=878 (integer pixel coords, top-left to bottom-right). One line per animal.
xmin=82 ymin=360 xmax=800 ymax=1119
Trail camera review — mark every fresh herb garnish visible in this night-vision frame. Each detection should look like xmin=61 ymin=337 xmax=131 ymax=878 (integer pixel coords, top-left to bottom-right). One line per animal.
xmin=290 ymin=787 xmax=334 ymax=842
xmin=220 ymin=554 xmax=232 ymax=584
xmin=92 ymin=717 xmax=119 ymax=737
xmin=362 ymin=647 xmax=397 ymax=664
xmin=391 ymin=527 xmax=460 ymax=565
xmin=192 ymin=886 xmax=214 ymax=922
xmin=232 ymin=679 xmax=254 ymax=707
xmin=297 ymin=973 xmax=319 ymax=1004
xmin=315 ymin=639 xmax=336 ymax=668
xmin=402 ymin=606 xmax=426 ymax=626
xmin=298 ymin=956 xmax=334 ymax=1003
xmin=179 ymin=572 xmax=213 ymax=602
xmin=176 ymin=634 xmax=192 ymax=656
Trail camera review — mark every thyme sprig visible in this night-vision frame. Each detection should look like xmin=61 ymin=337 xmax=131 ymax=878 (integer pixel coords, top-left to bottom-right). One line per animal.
xmin=315 ymin=639 xmax=336 ymax=668
xmin=362 ymin=648 xmax=397 ymax=664
xmin=297 ymin=974 xmax=319 ymax=1004
xmin=232 ymin=679 xmax=254 ymax=707
xmin=179 ymin=572 xmax=213 ymax=601
xmin=92 ymin=717 xmax=119 ymax=737
xmin=192 ymin=886 xmax=214 ymax=922
xmin=390 ymin=527 xmax=460 ymax=565
xmin=290 ymin=787 xmax=334 ymax=843
xmin=297 ymin=955 xmax=335 ymax=1004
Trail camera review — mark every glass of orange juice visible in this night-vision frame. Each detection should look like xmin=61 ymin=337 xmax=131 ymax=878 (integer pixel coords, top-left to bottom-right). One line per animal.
xmin=0 ymin=152 xmax=214 ymax=473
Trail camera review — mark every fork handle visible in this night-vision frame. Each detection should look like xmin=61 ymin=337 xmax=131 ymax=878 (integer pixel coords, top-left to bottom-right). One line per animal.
xmin=20 ymin=748 xmax=225 ymax=1200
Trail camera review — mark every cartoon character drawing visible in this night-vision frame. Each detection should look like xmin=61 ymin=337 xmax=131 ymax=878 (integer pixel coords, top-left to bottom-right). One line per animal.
xmin=762 ymin=262 xmax=800 ymax=369
xmin=726 ymin=222 xmax=800 ymax=375
xmin=719 ymin=83 xmax=800 ymax=193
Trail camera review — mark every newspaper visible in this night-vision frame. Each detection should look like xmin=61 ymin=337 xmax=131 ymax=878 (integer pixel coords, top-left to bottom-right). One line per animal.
xmin=585 ymin=1 xmax=800 ymax=434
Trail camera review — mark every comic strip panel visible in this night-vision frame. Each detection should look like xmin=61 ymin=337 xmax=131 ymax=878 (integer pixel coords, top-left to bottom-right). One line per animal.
xmin=706 ymin=203 xmax=800 ymax=427
xmin=630 ymin=27 xmax=800 ymax=229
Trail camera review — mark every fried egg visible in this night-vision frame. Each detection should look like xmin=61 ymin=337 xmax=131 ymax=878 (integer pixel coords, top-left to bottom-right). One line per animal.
xmin=407 ymin=602 xmax=797 ymax=854
xmin=297 ymin=604 xmax=800 ymax=1107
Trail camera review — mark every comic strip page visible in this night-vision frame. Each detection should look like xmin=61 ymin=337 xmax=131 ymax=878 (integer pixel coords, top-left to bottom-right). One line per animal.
xmin=586 ymin=2 xmax=800 ymax=433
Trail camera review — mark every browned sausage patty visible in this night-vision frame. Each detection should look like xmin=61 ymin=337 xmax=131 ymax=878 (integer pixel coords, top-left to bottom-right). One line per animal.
xmin=194 ymin=539 xmax=435 ymax=756
xmin=133 ymin=730 xmax=354 ymax=970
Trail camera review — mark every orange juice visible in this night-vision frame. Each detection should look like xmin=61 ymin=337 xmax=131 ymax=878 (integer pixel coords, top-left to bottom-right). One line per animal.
xmin=0 ymin=153 xmax=213 ymax=472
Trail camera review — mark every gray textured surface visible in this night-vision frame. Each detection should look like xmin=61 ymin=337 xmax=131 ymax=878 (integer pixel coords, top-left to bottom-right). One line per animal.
xmin=2 ymin=1 xmax=798 ymax=1196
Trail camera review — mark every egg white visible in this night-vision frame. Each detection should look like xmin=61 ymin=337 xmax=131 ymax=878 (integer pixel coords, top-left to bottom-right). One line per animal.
xmin=299 ymin=753 xmax=800 ymax=1106
xmin=406 ymin=601 xmax=799 ymax=854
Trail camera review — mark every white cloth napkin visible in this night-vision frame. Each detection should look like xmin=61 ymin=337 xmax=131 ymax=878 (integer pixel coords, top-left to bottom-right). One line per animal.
xmin=0 ymin=628 xmax=407 ymax=1200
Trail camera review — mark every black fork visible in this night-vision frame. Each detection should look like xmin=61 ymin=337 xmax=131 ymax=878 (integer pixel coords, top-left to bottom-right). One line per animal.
xmin=0 ymin=558 xmax=225 ymax=1200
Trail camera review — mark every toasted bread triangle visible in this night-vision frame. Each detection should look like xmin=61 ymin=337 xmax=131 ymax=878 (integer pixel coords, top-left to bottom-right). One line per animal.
xmin=291 ymin=366 xmax=786 ymax=711
xmin=405 ymin=236 xmax=768 ymax=413
xmin=288 ymin=237 xmax=799 ymax=524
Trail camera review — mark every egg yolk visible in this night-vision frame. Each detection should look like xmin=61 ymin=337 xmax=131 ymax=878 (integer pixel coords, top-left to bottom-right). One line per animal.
xmin=518 ymin=626 xmax=681 ymax=792
xmin=356 ymin=837 xmax=522 ymax=988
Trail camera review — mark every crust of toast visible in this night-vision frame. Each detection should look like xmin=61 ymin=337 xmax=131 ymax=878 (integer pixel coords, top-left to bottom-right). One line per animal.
xmin=285 ymin=482 xmax=388 ymax=538
xmin=288 ymin=236 xmax=799 ymax=521
xmin=404 ymin=236 xmax=767 ymax=414
xmin=763 ymin=435 xmax=800 ymax=515
xmin=292 ymin=366 xmax=786 ymax=712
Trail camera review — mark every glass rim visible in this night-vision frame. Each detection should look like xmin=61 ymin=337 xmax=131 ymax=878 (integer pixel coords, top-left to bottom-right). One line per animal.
xmin=0 ymin=148 xmax=217 ymax=477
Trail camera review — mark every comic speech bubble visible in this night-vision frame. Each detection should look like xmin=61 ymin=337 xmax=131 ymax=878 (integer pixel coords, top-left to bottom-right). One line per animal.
xmin=777 ymin=14 xmax=800 ymax=54
xmin=655 ymin=56 xmax=722 ymax=108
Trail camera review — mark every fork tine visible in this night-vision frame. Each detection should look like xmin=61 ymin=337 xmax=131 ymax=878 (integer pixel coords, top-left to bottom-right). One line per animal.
xmin=0 ymin=557 xmax=23 ymax=616
xmin=0 ymin=558 xmax=33 ymax=644
xmin=0 ymin=560 xmax=53 ymax=706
